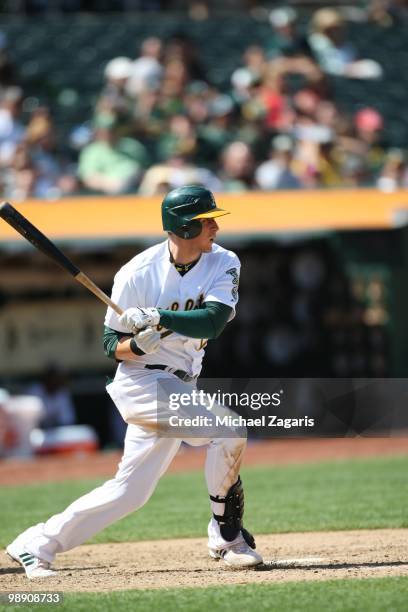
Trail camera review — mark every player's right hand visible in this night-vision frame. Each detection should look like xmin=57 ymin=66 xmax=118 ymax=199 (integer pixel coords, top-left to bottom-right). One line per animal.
xmin=119 ymin=307 xmax=160 ymax=333
xmin=134 ymin=327 xmax=161 ymax=354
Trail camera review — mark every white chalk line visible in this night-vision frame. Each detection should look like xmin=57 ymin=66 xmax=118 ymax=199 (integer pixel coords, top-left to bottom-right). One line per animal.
xmin=266 ymin=557 xmax=327 ymax=567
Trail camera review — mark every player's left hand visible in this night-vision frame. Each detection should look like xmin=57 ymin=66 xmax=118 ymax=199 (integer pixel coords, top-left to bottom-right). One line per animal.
xmin=119 ymin=307 xmax=160 ymax=332
xmin=134 ymin=327 xmax=161 ymax=354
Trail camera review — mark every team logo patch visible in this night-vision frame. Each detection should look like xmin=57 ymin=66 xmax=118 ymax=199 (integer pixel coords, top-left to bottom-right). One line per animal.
xmin=226 ymin=267 xmax=239 ymax=301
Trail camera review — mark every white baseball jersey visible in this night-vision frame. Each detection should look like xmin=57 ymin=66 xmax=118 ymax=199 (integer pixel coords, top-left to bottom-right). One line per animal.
xmin=105 ymin=240 xmax=240 ymax=377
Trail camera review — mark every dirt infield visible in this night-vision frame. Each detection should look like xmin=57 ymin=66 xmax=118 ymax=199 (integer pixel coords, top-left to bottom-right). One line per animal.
xmin=1 ymin=437 xmax=408 ymax=486
xmin=2 ymin=529 xmax=407 ymax=592
xmin=1 ymin=440 xmax=407 ymax=593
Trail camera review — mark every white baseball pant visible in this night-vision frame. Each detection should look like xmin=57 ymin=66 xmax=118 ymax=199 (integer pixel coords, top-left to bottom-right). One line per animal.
xmin=16 ymin=371 xmax=246 ymax=562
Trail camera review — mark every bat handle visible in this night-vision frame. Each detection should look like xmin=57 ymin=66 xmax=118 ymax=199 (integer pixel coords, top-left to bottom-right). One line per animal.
xmin=75 ymin=271 xmax=123 ymax=316
xmin=76 ymin=271 xmax=171 ymax=337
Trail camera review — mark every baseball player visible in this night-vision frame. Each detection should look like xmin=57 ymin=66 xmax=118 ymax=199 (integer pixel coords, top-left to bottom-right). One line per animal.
xmin=6 ymin=185 xmax=263 ymax=578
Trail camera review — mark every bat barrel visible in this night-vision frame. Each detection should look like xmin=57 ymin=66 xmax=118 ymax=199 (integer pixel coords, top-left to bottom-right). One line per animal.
xmin=0 ymin=201 xmax=80 ymax=276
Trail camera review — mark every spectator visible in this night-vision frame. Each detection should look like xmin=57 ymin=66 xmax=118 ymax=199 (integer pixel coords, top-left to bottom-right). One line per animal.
xmin=126 ymin=36 xmax=164 ymax=98
xmin=266 ymin=7 xmax=312 ymax=59
xmin=368 ymin=0 xmax=408 ymax=26
xmin=0 ymin=86 xmax=25 ymax=168
xmin=314 ymin=99 xmax=341 ymax=132
xmin=156 ymin=114 xmax=198 ymax=162
xmin=255 ymin=134 xmax=302 ymax=190
xmin=377 ymin=148 xmax=408 ymax=191
xmin=241 ymin=45 xmax=268 ymax=80
xmin=254 ymin=64 xmax=293 ymax=131
xmin=159 ymin=58 xmax=190 ymax=110
xmin=337 ymin=107 xmax=387 ymax=184
xmin=143 ymin=59 xmax=188 ymax=128
xmin=354 ymin=107 xmax=384 ymax=145
xmin=367 ymin=0 xmax=396 ymax=26
xmin=104 ymin=56 xmax=133 ymax=87
xmin=99 ymin=56 xmax=134 ymax=124
xmin=256 ymin=56 xmax=324 ymax=134
xmin=132 ymin=88 xmax=164 ymax=138
xmin=25 ymin=107 xmax=79 ymax=198
xmin=197 ymin=94 xmax=237 ymax=165
xmin=78 ymin=115 xmax=149 ymax=194
xmin=183 ymin=80 xmax=211 ymax=126
xmin=2 ymin=142 xmax=38 ymax=200
xmin=27 ymin=366 xmax=76 ymax=430
xmin=308 ymin=8 xmax=383 ymax=79
xmin=230 ymin=66 xmax=260 ymax=107
xmin=138 ymin=151 xmax=222 ymax=195
xmin=218 ymin=141 xmax=256 ymax=191
xmin=164 ymin=32 xmax=207 ymax=82
xmin=291 ymin=120 xmax=342 ymax=188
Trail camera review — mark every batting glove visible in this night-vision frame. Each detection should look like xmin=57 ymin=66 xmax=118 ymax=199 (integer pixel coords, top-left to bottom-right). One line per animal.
xmin=119 ymin=307 xmax=160 ymax=332
xmin=133 ymin=327 xmax=161 ymax=354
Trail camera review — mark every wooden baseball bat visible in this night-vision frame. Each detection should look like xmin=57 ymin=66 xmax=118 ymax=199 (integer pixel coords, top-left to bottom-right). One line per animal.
xmin=0 ymin=201 xmax=172 ymax=337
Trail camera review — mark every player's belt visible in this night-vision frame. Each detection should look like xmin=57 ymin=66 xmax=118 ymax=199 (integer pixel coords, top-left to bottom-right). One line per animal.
xmin=144 ymin=364 xmax=198 ymax=383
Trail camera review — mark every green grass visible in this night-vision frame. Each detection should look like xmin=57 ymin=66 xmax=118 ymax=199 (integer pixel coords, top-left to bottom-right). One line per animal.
xmin=1 ymin=455 xmax=407 ymax=547
xmin=3 ymin=578 xmax=408 ymax=612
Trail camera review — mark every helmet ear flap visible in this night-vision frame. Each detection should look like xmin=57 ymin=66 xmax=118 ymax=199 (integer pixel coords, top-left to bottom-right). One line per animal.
xmin=180 ymin=225 xmax=191 ymax=240
xmin=174 ymin=220 xmax=202 ymax=240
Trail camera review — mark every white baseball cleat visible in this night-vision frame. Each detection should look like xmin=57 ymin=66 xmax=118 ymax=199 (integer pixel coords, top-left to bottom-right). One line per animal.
xmin=209 ymin=541 xmax=263 ymax=568
xmin=6 ymin=541 xmax=55 ymax=579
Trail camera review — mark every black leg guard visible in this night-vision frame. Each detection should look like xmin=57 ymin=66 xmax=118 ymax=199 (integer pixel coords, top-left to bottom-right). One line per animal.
xmin=210 ymin=476 xmax=256 ymax=548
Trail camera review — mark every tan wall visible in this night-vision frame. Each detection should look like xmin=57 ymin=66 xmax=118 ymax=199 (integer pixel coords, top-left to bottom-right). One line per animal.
xmin=1 ymin=189 xmax=408 ymax=244
xmin=0 ymin=299 xmax=107 ymax=376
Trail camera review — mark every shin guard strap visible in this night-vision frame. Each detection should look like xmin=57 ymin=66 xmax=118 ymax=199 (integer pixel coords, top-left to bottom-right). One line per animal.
xmin=210 ymin=476 xmax=244 ymax=542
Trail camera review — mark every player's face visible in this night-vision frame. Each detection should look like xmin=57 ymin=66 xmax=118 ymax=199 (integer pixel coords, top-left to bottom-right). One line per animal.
xmin=196 ymin=218 xmax=219 ymax=252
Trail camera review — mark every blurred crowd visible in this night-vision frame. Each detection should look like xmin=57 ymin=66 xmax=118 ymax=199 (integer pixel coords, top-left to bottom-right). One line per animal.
xmin=0 ymin=3 xmax=407 ymax=201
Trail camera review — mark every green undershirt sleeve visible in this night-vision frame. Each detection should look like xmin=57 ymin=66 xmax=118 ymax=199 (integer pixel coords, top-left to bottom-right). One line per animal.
xmin=103 ymin=326 xmax=132 ymax=359
xmin=103 ymin=302 xmax=233 ymax=359
xmin=158 ymin=301 xmax=232 ymax=339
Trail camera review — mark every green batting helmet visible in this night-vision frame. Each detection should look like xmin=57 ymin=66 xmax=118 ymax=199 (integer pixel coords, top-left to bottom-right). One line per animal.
xmin=161 ymin=185 xmax=229 ymax=240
